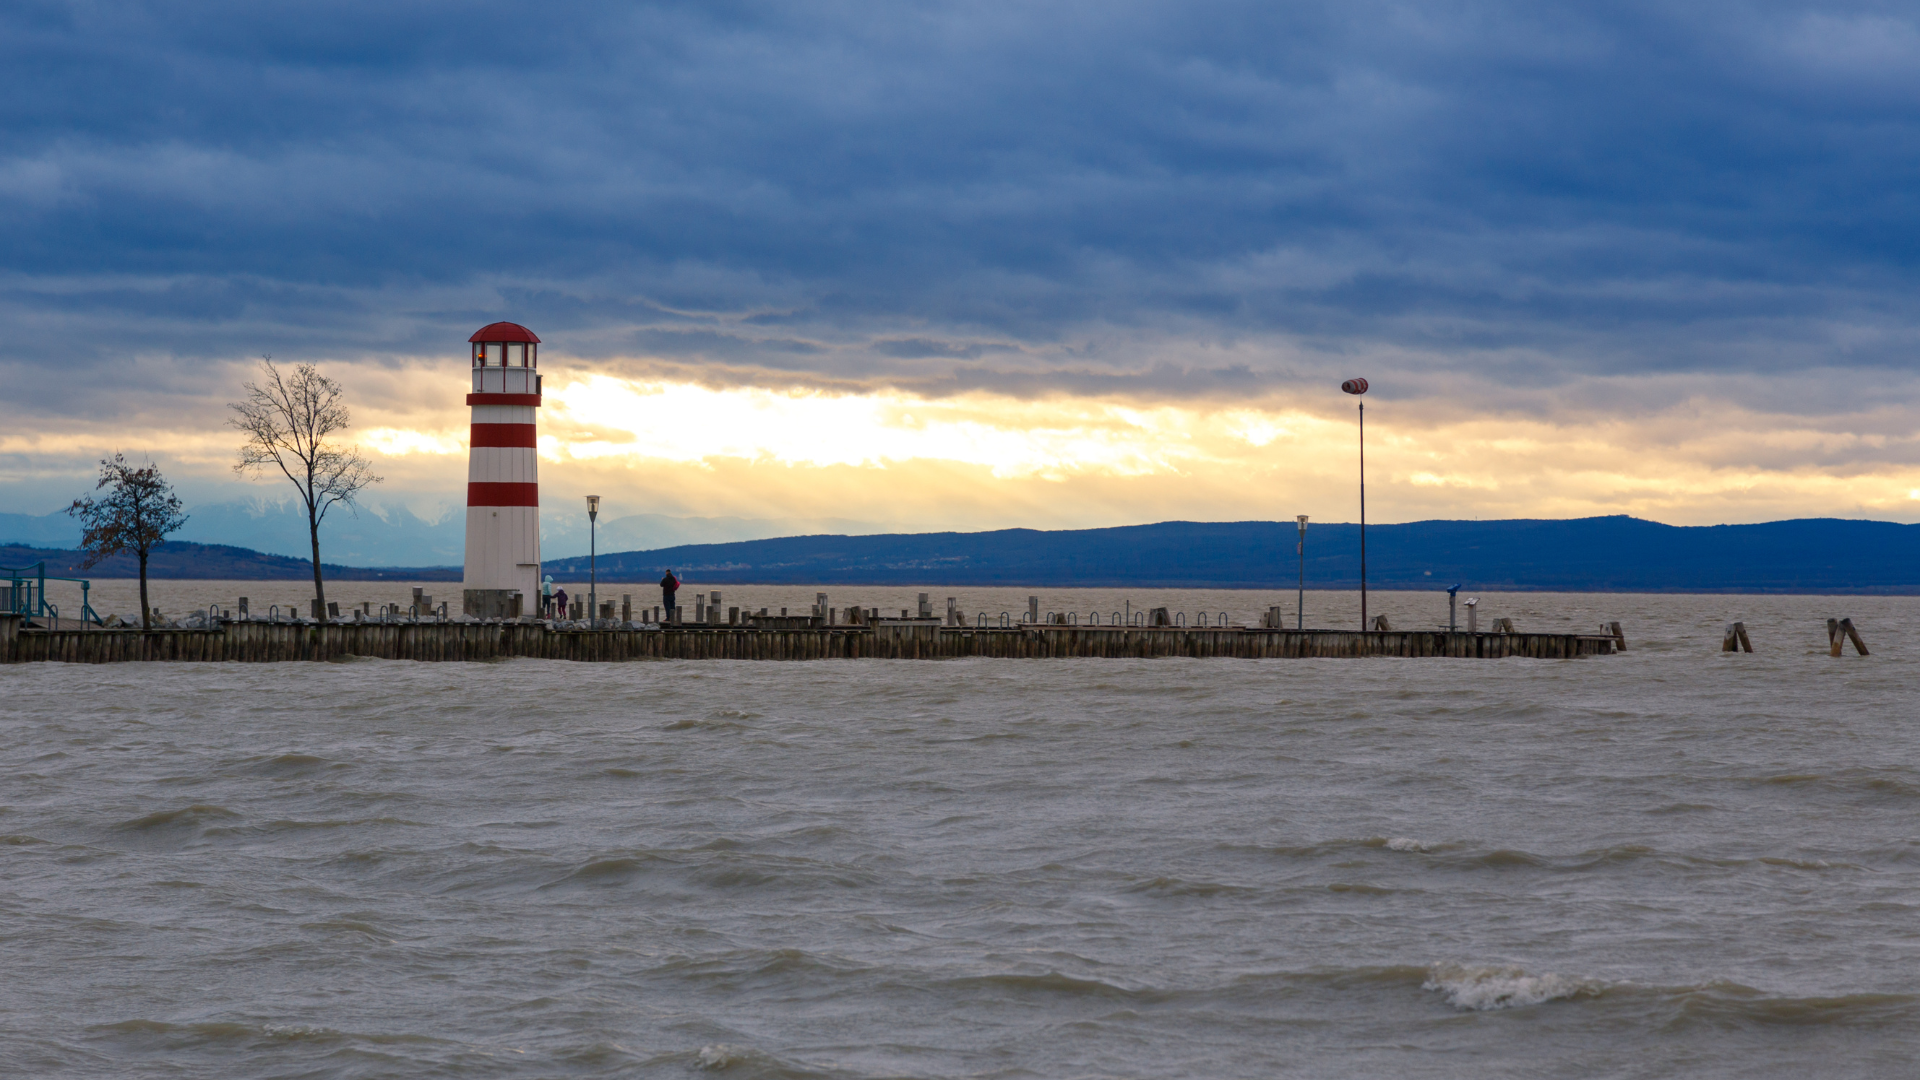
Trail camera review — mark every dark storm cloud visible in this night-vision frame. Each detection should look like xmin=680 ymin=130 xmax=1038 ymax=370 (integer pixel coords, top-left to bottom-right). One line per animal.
xmin=3 ymin=0 xmax=1919 ymax=413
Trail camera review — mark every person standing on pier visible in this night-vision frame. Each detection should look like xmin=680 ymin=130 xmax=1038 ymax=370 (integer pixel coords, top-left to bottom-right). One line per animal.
xmin=541 ymin=575 xmax=554 ymax=617
xmin=660 ymin=569 xmax=680 ymax=620
xmin=554 ymin=586 xmax=568 ymax=620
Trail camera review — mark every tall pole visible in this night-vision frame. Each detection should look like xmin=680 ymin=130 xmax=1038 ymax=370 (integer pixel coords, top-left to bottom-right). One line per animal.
xmin=1296 ymin=514 xmax=1308 ymax=630
xmin=1341 ymin=377 xmax=1370 ymax=630
xmin=1359 ymin=400 xmax=1367 ymax=630
xmin=586 ymin=494 xmax=600 ymax=626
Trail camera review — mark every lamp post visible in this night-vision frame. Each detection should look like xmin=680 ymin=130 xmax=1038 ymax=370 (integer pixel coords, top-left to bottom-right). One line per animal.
xmin=1341 ymin=378 xmax=1369 ymax=629
xmin=1447 ymin=583 xmax=1461 ymax=633
xmin=1296 ymin=514 xmax=1308 ymax=630
xmin=585 ymin=495 xmax=600 ymax=626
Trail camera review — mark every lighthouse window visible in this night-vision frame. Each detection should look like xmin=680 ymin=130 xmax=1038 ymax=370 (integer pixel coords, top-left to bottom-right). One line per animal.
xmin=507 ymin=343 xmax=525 ymax=366
xmin=527 ymin=344 xmax=536 ymax=366
xmin=485 ymin=343 xmax=503 ymax=365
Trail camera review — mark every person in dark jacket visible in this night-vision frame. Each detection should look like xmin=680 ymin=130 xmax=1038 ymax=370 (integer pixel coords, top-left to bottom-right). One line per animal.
xmin=553 ymin=587 xmax=568 ymax=620
xmin=660 ymin=570 xmax=680 ymax=620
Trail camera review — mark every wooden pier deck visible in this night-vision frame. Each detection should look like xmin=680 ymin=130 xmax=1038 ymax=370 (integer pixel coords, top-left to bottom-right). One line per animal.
xmin=1 ymin=615 xmax=1617 ymax=664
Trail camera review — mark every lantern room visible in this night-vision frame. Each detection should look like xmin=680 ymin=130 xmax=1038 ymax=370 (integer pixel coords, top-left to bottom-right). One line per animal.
xmin=469 ymin=321 xmax=542 ymax=397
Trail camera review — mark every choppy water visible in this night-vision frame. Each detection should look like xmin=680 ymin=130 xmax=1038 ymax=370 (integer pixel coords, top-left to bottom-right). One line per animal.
xmin=6 ymin=591 xmax=1920 ymax=1077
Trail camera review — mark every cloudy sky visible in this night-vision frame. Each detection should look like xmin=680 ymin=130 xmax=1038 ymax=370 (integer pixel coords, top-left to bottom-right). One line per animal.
xmin=4 ymin=0 xmax=1919 ymax=541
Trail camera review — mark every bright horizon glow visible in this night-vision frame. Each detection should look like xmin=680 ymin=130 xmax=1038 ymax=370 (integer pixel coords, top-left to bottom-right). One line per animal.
xmin=12 ymin=369 xmax=1920 ymax=532
xmin=321 ymin=372 xmax=1920 ymax=531
xmin=536 ymin=376 xmax=1317 ymax=479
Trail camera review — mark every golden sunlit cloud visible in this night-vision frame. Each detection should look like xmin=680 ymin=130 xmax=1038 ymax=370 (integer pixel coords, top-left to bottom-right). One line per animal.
xmin=539 ymin=376 xmax=1309 ymax=480
xmin=15 ymin=366 xmax=1920 ymax=534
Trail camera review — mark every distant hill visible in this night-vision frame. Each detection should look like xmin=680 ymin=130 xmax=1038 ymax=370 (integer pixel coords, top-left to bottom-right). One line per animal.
xmin=11 ymin=516 xmax=1920 ymax=592
xmin=542 ymin=516 xmax=1920 ymax=594
xmin=0 ymin=541 xmax=459 ymax=581
xmin=0 ymin=502 xmax=881 ymax=565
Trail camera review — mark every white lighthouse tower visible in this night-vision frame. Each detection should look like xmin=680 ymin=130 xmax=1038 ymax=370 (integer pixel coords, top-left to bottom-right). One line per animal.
xmin=462 ymin=321 xmax=543 ymax=618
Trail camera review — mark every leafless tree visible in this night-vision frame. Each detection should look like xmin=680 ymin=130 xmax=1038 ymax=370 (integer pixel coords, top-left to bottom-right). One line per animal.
xmin=67 ymin=453 xmax=188 ymax=630
xmin=229 ymin=357 xmax=381 ymax=623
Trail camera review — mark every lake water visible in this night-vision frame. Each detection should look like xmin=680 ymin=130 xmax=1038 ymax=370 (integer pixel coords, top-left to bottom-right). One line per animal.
xmin=4 ymin=590 xmax=1918 ymax=1076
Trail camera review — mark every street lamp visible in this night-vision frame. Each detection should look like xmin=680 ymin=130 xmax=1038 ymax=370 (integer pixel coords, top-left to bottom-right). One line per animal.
xmin=585 ymin=495 xmax=600 ymax=626
xmin=1295 ymin=515 xmax=1308 ymax=630
xmin=1341 ymin=378 xmax=1369 ymax=629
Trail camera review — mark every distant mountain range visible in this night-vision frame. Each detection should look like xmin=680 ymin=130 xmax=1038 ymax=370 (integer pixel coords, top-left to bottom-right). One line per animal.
xmin=8 ymin=516 xmax=1920 ymax=593
xmin=543 ymin=516 xmax=1920 ymax=593
xmin=0 ymin=501 xmax=878 ymax=566
xmin=0 ymin=542 xmax=458 ymax=582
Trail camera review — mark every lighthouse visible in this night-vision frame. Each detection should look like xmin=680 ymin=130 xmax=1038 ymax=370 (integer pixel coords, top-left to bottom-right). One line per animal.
xmin=462 ymin=321 xmax=543 ymax=618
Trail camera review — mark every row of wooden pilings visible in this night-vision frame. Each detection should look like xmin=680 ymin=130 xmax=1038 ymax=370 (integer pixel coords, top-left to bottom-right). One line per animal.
xmin=0 ymin=614 xmax=1618 ymax=664
xmin=1719 ymin=617 xmax=1871 ymax=655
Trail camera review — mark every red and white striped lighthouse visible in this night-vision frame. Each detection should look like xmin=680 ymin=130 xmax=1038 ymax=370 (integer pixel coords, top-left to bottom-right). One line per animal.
xmin=462 ymin=321 xmax=543 ymax=618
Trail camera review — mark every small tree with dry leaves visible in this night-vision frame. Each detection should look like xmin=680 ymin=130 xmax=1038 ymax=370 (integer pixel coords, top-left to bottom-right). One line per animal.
xmin=67 ymin=453 xmax=189 ymax=630
xmin=229 ymin=356 xmax=381 ymax=623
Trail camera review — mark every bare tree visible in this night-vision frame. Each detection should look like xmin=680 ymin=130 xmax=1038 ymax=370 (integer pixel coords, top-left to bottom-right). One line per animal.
xmin=229 ymin=357 xmax=381 ymax=623
xmin=67 ymin=453 xmax=189 ymax=630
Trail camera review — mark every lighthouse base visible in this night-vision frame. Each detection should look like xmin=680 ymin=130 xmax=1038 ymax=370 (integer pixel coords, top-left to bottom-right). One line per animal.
xmin=463 ymin=589 xmax=525 ymax=619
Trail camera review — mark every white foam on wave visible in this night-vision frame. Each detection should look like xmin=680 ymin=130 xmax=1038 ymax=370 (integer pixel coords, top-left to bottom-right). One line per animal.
xmin=1423 ymin=963 xmax=1596 ymax=1010
xmin=1385 ymin=837 xmax=1430 ymax=852
xmin=695 ymin=1044 xmax=748 ymax=1069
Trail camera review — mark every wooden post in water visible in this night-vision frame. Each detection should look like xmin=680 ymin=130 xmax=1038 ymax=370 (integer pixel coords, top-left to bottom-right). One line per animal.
xmin=1827 ymin=618 xmax=1844 ymax=657
xmin=1841 ymin=618 xmax=1869 ymax=656
xmin=1608 ymin=621 xmax=1626 ymax=651
xmin=1723 ymin=622 xmax=1752 ymax=652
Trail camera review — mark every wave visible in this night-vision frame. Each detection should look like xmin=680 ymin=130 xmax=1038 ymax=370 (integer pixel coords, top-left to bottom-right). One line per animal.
xmin=696 ymin=1043 xmax=744 ymax=1070
xmin=1424 ymin=963 xmax=1603 ymax=1010
xmin=248 ymin=751 xmax=332 ymax=773
xmin=1418 ymin=965 xmax=1920 ymax=1026
xmin=1120 ymin=875 xmax=1257 ymax=897
xmin=944 ymin=969 xmax=1156 ymax=1001
xmin=540 ymin=853 xmax=667 ymax=888
xmin=1726 ymin=767 xmax=1920 ymax=802
xmin=1659 ymin=984 xmax=1920 ymax=1028
xmin=201 ymin=816 xmax=428 ymax=840
xmin=89 ymin=1017 xmax=452 ymax=1049
xmin=689 ymin=1042 xmax=845 ymax=1078
xmin=1220 ymin=836 xmax=1869 ymax=878
xmin=662 ymin=718 xmax=749 ymax=731
xmin=115 ymin=804 xmax=239 ymax=831
xmin=1218 ymin=837 xmax=1461 ymax=860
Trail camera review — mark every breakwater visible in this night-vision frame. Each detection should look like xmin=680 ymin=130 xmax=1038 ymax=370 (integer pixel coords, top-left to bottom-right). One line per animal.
xmin=0 ymin=614 xmax=1616 ymax=663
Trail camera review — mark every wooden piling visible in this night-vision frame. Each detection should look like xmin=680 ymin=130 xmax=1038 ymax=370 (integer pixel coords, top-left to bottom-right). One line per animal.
xmin=1840 ymin=618 xmax=1869 ymax=656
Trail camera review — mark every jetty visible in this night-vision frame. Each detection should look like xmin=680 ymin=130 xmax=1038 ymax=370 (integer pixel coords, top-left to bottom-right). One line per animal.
xmin=0 ymin=613 xmax=1617 ymax=664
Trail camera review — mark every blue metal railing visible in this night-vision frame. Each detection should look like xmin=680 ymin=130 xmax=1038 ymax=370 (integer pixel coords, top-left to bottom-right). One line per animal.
xmin=2 ymin=562 xmax=102 ymax=626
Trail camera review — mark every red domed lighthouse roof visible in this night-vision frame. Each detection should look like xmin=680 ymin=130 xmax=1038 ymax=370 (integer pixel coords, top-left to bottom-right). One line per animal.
xmin=469 ymin=321 xmax=541 ymax=344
